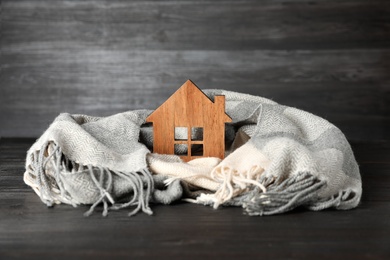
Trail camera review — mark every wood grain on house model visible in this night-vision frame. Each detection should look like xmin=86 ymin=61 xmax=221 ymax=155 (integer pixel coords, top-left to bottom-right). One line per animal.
xmin=146 ymin=80 xmax=231 ymax=162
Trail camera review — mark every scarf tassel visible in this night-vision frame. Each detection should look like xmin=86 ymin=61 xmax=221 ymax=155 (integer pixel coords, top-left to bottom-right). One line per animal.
xmin=242 ymin=172 xmax=326 ymax=216
xmin=24 ymin=141 xmax=154 ymax=217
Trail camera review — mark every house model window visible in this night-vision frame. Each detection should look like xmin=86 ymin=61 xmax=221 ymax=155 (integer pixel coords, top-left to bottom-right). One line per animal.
xmin=174 ymin=126 xmax=204 ymax=156
xmin=146 ymin=80 xmax=232 ymax=162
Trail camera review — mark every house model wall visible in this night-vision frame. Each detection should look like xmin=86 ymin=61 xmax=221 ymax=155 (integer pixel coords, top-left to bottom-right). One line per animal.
xmin=146 ymin=80 xmax=232 ymax=162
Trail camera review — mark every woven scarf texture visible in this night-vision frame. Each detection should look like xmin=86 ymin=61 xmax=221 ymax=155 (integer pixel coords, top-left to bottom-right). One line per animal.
xmin=24 ymin=89 xmax=362 ymax=216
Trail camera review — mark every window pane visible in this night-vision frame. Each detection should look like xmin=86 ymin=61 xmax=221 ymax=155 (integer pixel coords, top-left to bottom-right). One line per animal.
xmin=191 ymin=127 xmax=203 ymax=141
xmin=175 ymin=127 xmax=188 ymax=140
xmin=191 ymin=144 xmax=203 ymax=156
xmin=174 ymin=144 xmax=188 ymax=156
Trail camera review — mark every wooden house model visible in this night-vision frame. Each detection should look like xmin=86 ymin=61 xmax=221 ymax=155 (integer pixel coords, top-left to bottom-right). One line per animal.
xmin=146 ymin=80 xmax=232 ymax=162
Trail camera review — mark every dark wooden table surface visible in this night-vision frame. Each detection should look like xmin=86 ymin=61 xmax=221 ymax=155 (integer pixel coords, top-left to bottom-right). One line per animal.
xmin=1 ymin=138 xmax=389 ymax=259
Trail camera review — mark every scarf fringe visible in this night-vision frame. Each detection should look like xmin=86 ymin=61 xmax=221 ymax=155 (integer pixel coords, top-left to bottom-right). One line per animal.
xmin=184 ymin=164 xmax=267 ymax=208
xmin=210 ymin=165 xmax=267 ymax=208
xmin=24 ymin=141 xmax=154 ymax=217
xmin=188 ymin=171 xmax=327 ymax=216
xmin=242 ymin=172 xmax=326 ymax=216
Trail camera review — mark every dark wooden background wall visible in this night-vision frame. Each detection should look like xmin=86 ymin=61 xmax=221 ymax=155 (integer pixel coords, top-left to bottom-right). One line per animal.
xmin=1 ymin=0 xmax=389 ymax=140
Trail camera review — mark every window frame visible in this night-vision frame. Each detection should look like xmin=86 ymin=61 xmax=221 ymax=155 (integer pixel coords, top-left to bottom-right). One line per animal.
xmin=174 ymin=126 xmax=204 ymax=157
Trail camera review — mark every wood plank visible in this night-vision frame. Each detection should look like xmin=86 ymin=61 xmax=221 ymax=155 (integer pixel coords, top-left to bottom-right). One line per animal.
xmin=1 ymin=0 xmax=389 ymax=140
xmin=0 ymin=138 xmax=389 ymax=259
xmin=1 ymin=49 xmax=389 ymax=140
xmin=2 ymin=0 xmax=390 ymax=51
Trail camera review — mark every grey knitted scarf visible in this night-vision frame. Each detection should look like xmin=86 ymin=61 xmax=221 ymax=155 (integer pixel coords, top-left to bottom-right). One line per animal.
xmin=24 ymin=89 xmax=362 ymax=216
